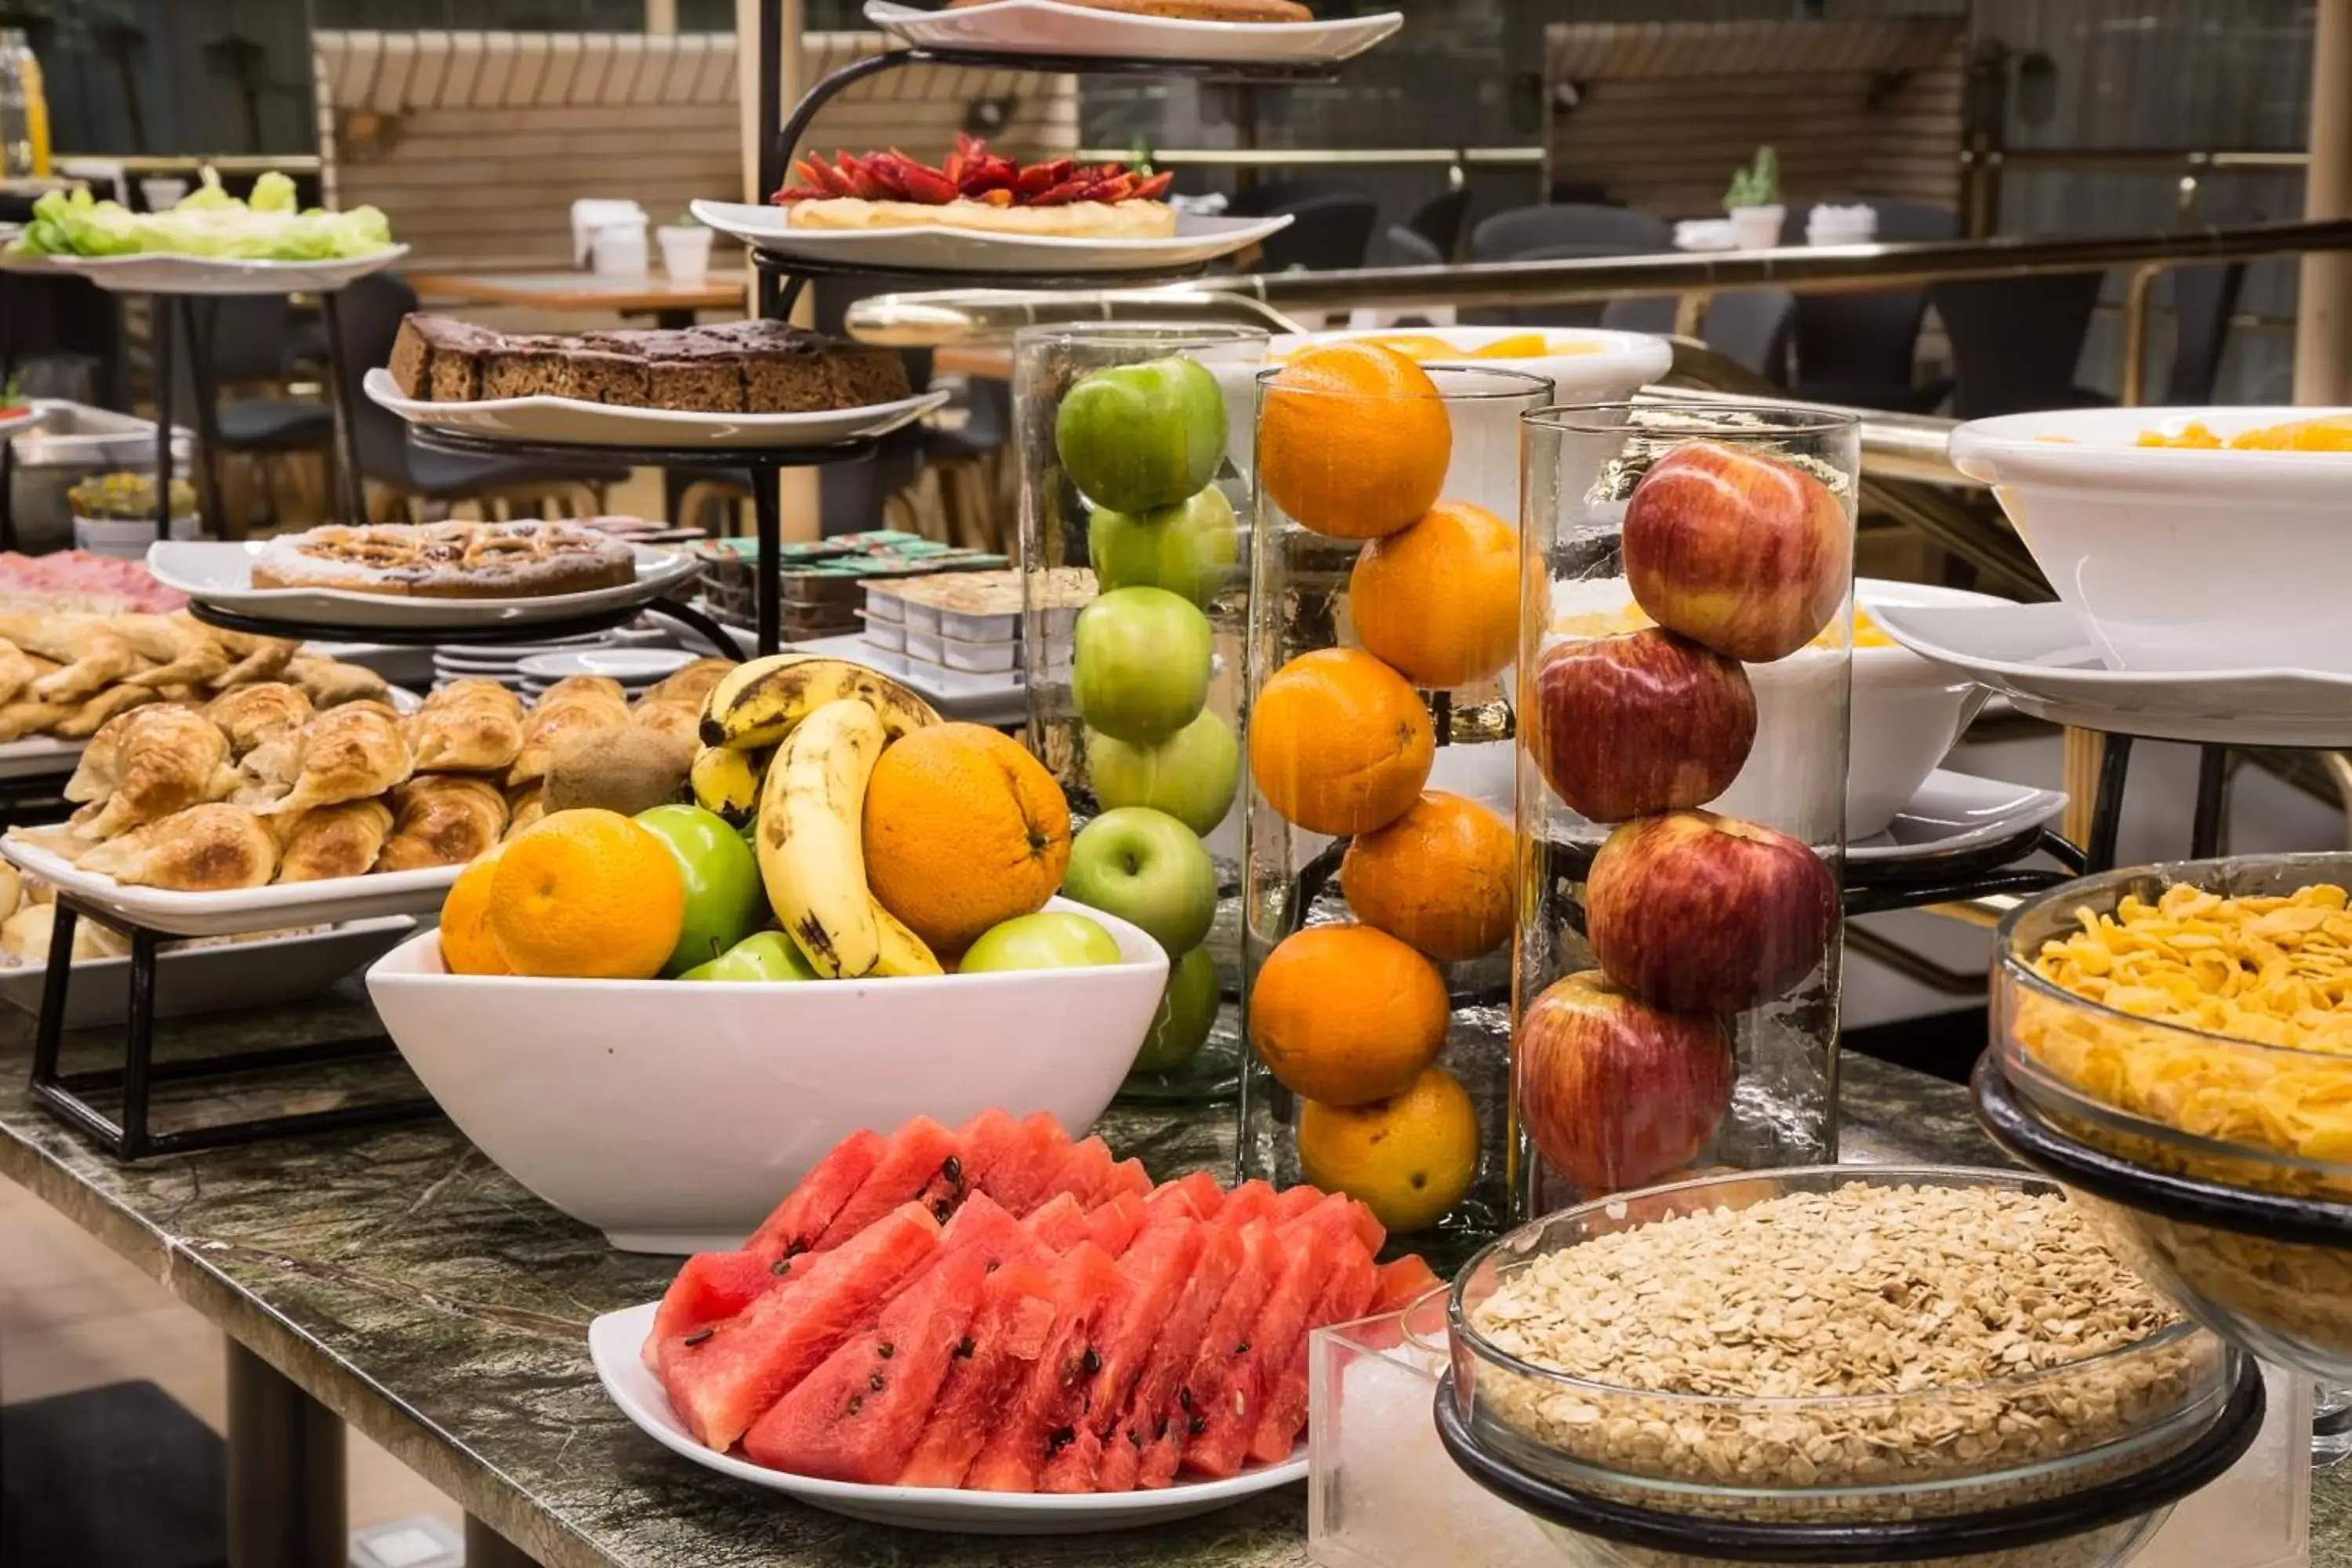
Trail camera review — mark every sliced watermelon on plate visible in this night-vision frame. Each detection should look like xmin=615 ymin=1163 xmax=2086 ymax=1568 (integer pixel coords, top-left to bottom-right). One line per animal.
xmin=1082 ymin=1190 xmax=1147 ymax=1258
xmin=659 ymin=1201 xmax=940 ymax=1453
xmin=1247 ymin=1232 xmax=1378 ymax=1465
xmin=950 ymin=1107 xmax=1024 ymax=1192
xmin=975 ymin=1112 xmax=1073 ymax=1215
xmin=1212 ymin=1180 xmax=1279 ymax=1232
xmin=744 ymin=1127 xmax=885 ymax=1265
xmin=644 ymin=1250 xmax=775 ymax=1369
xmin=1049 ymin=1136 xmax=1113 ymax=1206
xmin=742 ymin=1246 xmax=989 ymax=1483
xmin=1095 ymin=1221 xmax=1242 ymax=1492
xmin=1143 ymin=1168 xmax=1225 ymax=1224
xmin=1137 ymin=1219 xmax=1279 ymax=1487
xmin=963 ymin=1240 xmax=1125 ymax=1493
xmin=1038 ymin=1216 xmax=1205 ymax=1494
xmin=1096 ymin=1157 xmax=1153 ymax=1204
xmin=815 ymin=1116 xmax=966 ymax=1247
xmin=1021 ymin=1192 xmax=1090 ymax=1252
xmin=895 ymin=1254 xmax=1060 ymax=1489
xmin=1181 ymin=1202 xmax=1348 ymax=1479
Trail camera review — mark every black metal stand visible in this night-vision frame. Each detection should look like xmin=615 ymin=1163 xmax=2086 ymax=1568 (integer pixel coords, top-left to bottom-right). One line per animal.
xmin=183 ymin=590 xmax=742 ymax=660
xmin=24 ymin=891 xmax=435 ymax=1159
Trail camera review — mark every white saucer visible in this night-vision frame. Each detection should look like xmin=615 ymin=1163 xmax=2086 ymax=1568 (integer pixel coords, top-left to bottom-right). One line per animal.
xmin=515 ymin=648 xmax=695 ymax=684
xmin=1849 ymin=770 xmax=2067 ymax=865
xmin=1857 ymin=596 xmax=2352 ymax=747
xmin=588 ymin=1302 xmax=1304 ymax=1534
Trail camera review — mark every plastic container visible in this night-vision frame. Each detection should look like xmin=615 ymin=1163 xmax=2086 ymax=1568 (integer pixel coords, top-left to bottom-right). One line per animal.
xmin=1512 ymin=403 xmax=1855 ymax=1214
xmin=1239 ymin=359 xmax=1551 ymax=1254
xmin=657 ymin=223 xmax=713 ymax=284
xmin=74 ymin=513 xmax=200 ymax=557
xmin=1017 ymin=323 xmax=1269 ymax=1104
xmin=906 ymin=626 xmax=1018 ymax=673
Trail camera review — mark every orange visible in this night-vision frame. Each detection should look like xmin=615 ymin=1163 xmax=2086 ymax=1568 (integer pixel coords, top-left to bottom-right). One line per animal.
xmin=1249 ymin=924 xmax=1448 ymax=1106
xmin=438 ymin=843 xmax=511 ymax=975
xmin=1348 ymin=499 xmax=1520 ymax=689
xmin=487 ymin=808 xmax=684 ymax=979
xmin=1256 ymin=342 xmax=1452 ymax=539
xmin=1249 ymin=648 xmax=1433 ymax=837
xmin=1298 ymin=1065 xmax=1480 ymax=1235
xmin=862 ymin=723 xmax=1071 ymax=956
xmin=1340 ymin=791 xmax=1514 ymax=962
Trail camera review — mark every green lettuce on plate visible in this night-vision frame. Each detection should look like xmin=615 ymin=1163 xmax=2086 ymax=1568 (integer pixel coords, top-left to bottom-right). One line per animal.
xmin=9 ymin=169 xmax=394 ymax=261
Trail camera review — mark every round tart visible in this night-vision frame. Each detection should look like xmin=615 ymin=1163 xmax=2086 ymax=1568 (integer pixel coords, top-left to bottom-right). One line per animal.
xmin=250 ymin=521 xmax=638 ymax=601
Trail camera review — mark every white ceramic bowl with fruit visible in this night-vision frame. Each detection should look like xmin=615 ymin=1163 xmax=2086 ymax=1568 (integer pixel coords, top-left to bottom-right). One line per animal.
xmin=1947 ymin=405 xmax=2352 ymax=674
xmin=367 ymin=896 xmax=1168 ymax=1254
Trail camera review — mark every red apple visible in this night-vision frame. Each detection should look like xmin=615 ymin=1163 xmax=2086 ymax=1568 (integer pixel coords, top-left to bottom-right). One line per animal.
xmin=1517 ymin=969 xmax=1734 ymax=1194
xmin=1584 ymin=809 xmax=1836 ymax=1012
xmin=1531 ymin=629 xmax=1757 ymax=822
xmin=1621 ymin=440 xmax=1852 ymax=663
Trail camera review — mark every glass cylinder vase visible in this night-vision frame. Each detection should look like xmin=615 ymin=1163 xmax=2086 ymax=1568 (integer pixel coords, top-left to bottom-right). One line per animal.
xmin=1512 ymin=403 xmax=1858 ymax=1218
xmin=1016 ymin=323 xmax=1269 ymax=1102
xmin=1239 ymin=357 xmax=1552 ymax=1261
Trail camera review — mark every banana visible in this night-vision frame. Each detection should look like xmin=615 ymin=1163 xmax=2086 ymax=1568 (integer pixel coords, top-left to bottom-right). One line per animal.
xmin=702 ymin=655 xmax=941 ymax=752
xmin=689 ymin=743 xmax=764 ymax=823
xmin=757 ymin=697 xmax=942 ymax=980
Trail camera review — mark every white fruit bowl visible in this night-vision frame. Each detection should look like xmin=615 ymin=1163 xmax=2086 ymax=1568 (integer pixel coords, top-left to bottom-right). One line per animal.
xmin=365 ymin=897 xmax=1169 ymax=1254
xmin=1947 ymin=405 xmax=2352 ymax=674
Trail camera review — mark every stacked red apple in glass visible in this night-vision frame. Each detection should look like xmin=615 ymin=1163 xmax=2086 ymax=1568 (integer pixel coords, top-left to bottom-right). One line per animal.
xmin=1518 ymin=439 xmax=1849 ymax=1197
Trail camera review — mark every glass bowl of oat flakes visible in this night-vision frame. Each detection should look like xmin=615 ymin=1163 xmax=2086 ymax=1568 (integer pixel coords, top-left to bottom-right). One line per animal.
xmin=1439 ymin=1167 xmax=2259 ymax=1568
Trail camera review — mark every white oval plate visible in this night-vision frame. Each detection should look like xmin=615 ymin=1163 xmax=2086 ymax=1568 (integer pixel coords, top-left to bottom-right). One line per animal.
xmin=148 ymin=539 xmax=701 ymax=631
xmin=589 ymin=1301 xmax=1304 ymax=1533
xmin=1849 ymin=769 xmax=2067 ymax=866
xmin=865 ymin=0 xmax=1400 ymax=64
xmin=13 ymin=245 xmax=409 ymax=297
xmin=691 ymin=200 xmax=1293 ymax=277
xmin=365 ymin=368 xmax=948 ymax=452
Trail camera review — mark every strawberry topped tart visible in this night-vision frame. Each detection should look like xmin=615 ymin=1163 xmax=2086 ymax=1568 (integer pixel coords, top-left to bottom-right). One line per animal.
xmin=772 ymin=134 xmax=1177 ymax=240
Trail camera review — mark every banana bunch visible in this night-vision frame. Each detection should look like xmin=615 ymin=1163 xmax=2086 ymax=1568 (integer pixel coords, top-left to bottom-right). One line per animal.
xmin=755 ymin=697 xmax=942 ymax=978
xmin=688 ymin=655 xmax=939 ymax=823
xmin=688 ymin=654 xmax=946 ymax=978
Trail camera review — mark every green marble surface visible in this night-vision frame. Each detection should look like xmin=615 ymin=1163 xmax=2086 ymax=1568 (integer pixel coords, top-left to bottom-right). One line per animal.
xmin=0 ymin=992 xmax=2337 ymax=1567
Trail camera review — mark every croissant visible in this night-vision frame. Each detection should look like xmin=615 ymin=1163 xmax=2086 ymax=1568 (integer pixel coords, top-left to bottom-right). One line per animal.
xmin=79 ymin=803 xmax=278 ymax=891
xmin=273 ymin=799 xmax=395 ymax=883
xmin=375 ymin=775 xmax=509 ymax=872
xmin=643 ymin=656 xmax=735 ymax=712
xmin=0 ymin=697 xmax=71 ymax=741
xmin=0 ymin=612 xmax=145 ymax=701
xmin=52 ymin=684 xmax=165 ymax=739
xmin=0 ymin=638 xmax=36 ymax=706
xmin=284 ymin=655 xmax=390 ymax=710
xmin=508 ymin=675 xmax=630 ymax=786
xmin=504 ymin=786 xmax=546 ymax=839
xmin=203 ymin=682 xmax=314 ymax=757
xmin=111 ymin=613 xmax=231 ymax=689
xmin=253 ymin=704 xmax=413 ymax=818
xmin=63 ymin=707 xmax=142 ymax=804
xmin=67 ymin=706 xmax=236 ymax=842
xmin=187 ymin=615 xmax=299 ymax=688
xmin=630 ymin=697 xmax=701 ymax=753
xmin=409 ymin=680 xmax=526 ymax=772
xmin=0 ymin=903 xmax=129 ymax=963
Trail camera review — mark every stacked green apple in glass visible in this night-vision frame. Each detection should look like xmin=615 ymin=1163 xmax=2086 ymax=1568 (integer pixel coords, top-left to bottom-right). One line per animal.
xmin=1014 ymin=327 xmax=1265 ymax=1095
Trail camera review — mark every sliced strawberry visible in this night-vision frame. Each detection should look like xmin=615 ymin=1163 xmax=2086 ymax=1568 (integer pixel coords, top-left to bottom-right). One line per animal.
xmin=1094 ymin=172 xmax=1138 ymax=202
xmin=1027 ymin=176 xmax=1097 ymax=207
xmin=1015 ymin=158 xmax=1074 ymax=199
xmin=1134 ymin=170 xmax=1174 ymax=200
xmin=895 ymin=162 xmax=959 ymax=205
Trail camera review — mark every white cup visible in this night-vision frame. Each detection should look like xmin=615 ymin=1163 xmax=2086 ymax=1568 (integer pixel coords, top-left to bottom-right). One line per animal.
xmin=657 ymin=224 xmax=713 ymax=285
xmin=140 ymin=177 xmax=188 ymax=212
xmin=590 ymin=220 xmax=650 ymax=278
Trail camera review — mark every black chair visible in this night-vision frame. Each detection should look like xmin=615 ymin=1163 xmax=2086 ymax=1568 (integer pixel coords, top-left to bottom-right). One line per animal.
xmin=1599 ymin=296 xmax=1677 ymax=334
xmin=1223 ymin=176 xmax=1377 ymax=220
xmin=1402 ymin=187 xmax=1472 ymax=261
xmin=2161 ymin=259 xmax=2247 ymax=404
xmin=811 ymin=276 xmax=932 ymax=539
xmin=333 ymin=274 xmax=629 ymax=521
xmin=1468 ymin=203 xmax=1671 ymax=263
xmin=1700 ymin=289 xmax=1795 ymax=385
xmin=1930 ymin=271 xmax=2110 ymax=419
xmin=1254 ymin=193 xmax=1378 ymax=273
xmin=172 ymin=295 xmax=336 ymax=533
xmin=1374 ymin=225 xmax=1446 ymax=268
xmin=1784 ymin=198 xmax=1957 ymax=412
xmin=1468 ymin=243 xmax=1653 ymax=328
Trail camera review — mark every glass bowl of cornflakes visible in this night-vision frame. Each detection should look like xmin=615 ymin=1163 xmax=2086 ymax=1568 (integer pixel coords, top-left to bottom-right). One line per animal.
xmin=1985 ymin=853 xmax=2352 ymax=1377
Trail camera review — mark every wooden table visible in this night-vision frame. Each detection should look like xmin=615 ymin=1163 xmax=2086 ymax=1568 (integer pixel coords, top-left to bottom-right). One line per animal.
xmin=405 ymin=270 xmax=749 ymax=330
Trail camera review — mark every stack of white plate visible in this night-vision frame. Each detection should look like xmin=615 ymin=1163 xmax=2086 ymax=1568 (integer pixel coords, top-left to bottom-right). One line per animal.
xmin=516 ymin=648 xmax=699 ymax=703
xmin=434 ymin=634 xmax=616 ymax=694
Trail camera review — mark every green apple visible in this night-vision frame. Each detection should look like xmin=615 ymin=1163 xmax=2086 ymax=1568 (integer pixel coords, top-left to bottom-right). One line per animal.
xmin=1087 ymin=485 xmax=1239 ymax=610
xmin=680 ymin=929 xmax=821 ymax=982
xmin=960 ymin=910 xmax=1124 ymax=973
xmin=1054 ymin=356 xmax=1227 ymax=513
xmin=1087 ymin=709 xmax=1238 ymax=837
xmin=636 ymin=803 xmax=770 ymax=978
xmin=1132 ymin=944 xmax=1219 ymax=1073
xmin=1071 ymin=586 xmax=1213 ymax=746
xmin=1063 ymin=806 xmax=1217 ymax=957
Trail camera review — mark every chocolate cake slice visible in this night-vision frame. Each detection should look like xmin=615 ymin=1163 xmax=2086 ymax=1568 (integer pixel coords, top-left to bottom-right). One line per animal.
xmin=560 ymin=348 xmax=652 ymax=406
xmin=388 ymin=314 xmax=502 ymax=401
xmin=583 ymin=328 xmax=744 ymax=413
xmin=480 ymin=336 xmax=572 ymax=401
xmin=826 ymin=344 xmax=914 ymax=409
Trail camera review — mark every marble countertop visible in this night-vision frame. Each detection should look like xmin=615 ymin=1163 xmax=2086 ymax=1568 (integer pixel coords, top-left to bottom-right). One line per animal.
xmin=0 ymin=993 xmax=2340 ymax=1568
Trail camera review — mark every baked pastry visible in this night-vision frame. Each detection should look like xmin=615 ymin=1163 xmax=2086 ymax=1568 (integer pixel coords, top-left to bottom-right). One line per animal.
xmin=250 ymin=521 xmax=637 ymax=601
xmin=284 ymin=655 xmax=390 ymax=710
xmin=508 ymin=674 xmax=630 ymax=786
xmin=204 ymin=682 xmax=315 ymax=757
xmin=0 ymin=638 xmax=37 ymax=706
xmin=641 ymin=656 xmax=737 ymax=713
xmin=203 ymin=620 xmax=300 ymax=688
xmin=376 ymin=775 xmax=508 ymax=872
xmin=775 ymin=140 xmax=1174 ymax=238
xmin=274 ymin=799 xmax=394 ymax=883
xmin=79 ymin=803 xmax=278 ymax=892
xmin=630 ymin=696 xmax=701 ymax=753
xmin=111 ymin=613 xmax=230 ymax=689
xmin=50 ymin=684 xmax=160 ymax=738
xmin=255 ymin=704 xmax=413 ymax=818
xmin=66 ymin=706 xmax=236 ymax=843
xmin=1 ymin=903 xmax=129 ymax=962
xmin=505 ymin=786 xmax=546 ymax=839
xmin=408 ymin=679 xmax=526 ymax=772
xmin=0 ymin=612 xmax=141 ymax=702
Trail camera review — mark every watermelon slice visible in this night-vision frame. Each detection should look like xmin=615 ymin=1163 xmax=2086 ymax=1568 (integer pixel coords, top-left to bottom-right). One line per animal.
xmin=1212 ymin=1181 xmax=1279 ymax=1231
xmin=975 ymin=1112 xmax=1073 ymax=1214
xmin=1050 ymin=1136 xmax=1114 ymax=1206
xmin=1095 ymin=1224 xmax=1242 ymax=1491
xmin=1038 ymin=1217 xmax=1205 ymax=1493
xmin=644 ymin=1250 xmax=775 ymax=1368
xmin=951 ymin=1107 xmax=1025 ymax=1192
xmin=1371 ymin=1255 xmax=1444 ymax=1313
xmin=1022 ymin=1192 xmax=1091 ymax=1252
xmin=1142 ymin=1168 xmax=1225 ymax=1224
xmin=657 ymin=1202 xmax=939 ymax=1452
xmin=896 ymin=1256 xmax=1060 ymax=1488
xmin=1096 ymin=1158 xmax=1152 ymax=1203
xmin=742 ymin=1247 xmax=988 ymax=1483
xmin=1137 ymin=1220 xmax=1280 ymax=1486
xmin=1247 ymin=1237 xmax=1378 ymax=1464
xmin=1082 ymin=1191 xmax=1147 ymax=1258
xmin=815 ymin=1116 xmax=966 ymax=1247
xmin=1272 ymin=1185 xmax=1386 ymax=1254
xmin=1181 ymin=1203 xmax=1348 ymax=1479
xmin=964 ymin=1241 xmax=1126 ymax=1492
xmin=745 ymin=1127 xmax=885 ymax=1264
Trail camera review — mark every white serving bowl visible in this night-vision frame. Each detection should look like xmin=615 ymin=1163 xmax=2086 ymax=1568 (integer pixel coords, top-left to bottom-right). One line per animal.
xmin=1947 ymin=406 xmax=2352 ymax=674
xmin=366 ymin=897 xmax=1169 ymax=1254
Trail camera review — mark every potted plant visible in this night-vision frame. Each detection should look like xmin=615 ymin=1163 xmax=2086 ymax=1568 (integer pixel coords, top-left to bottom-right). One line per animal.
xmin=69 ymin=471 xmax=200 ymax=557
xmin=657 ymin=209 xmax=713 ymax=285
xmin=1723 ymin=146 xmax=1784 ymax=250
